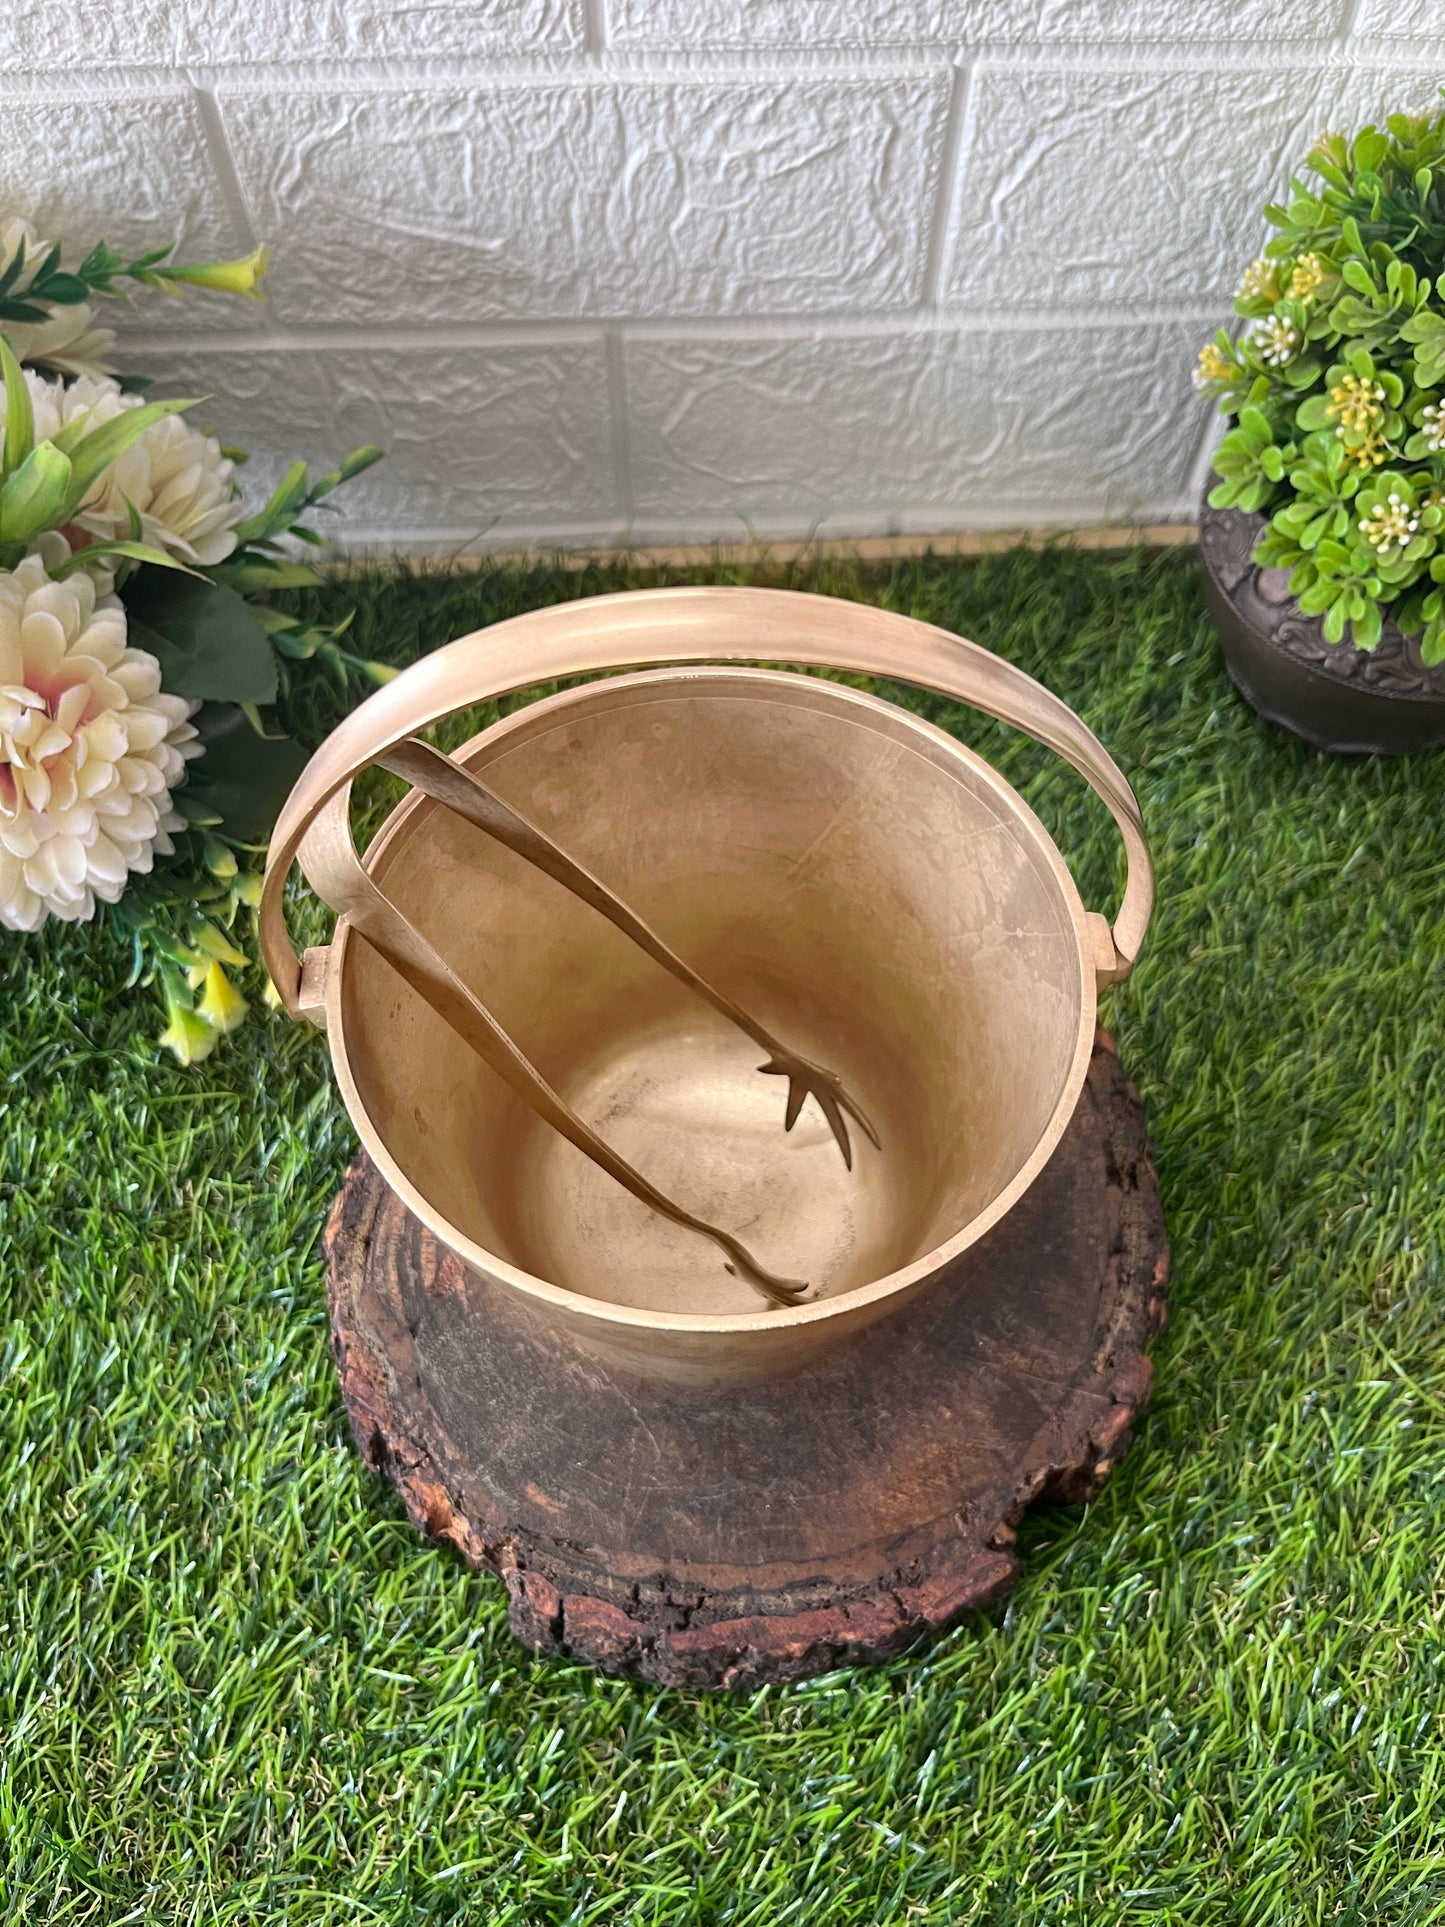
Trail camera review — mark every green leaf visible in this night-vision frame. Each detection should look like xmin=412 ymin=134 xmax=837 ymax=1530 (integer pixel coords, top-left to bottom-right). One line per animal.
xmin=1331 ymin=297 xmax=1385 ymax=337
xmin=1399 ymin=310 xmax=1445 ymax=343
xmin=268 ymin=627 xmax=319 ymax=660
xmin=121 ymin=571 xmax=278 ymax=705
xmin=229 ymin=461 xmax=309 ymax=546
xmin=0 ymin=440 xmax=71 ymax=544
xmin=1352 ymin=598 xmax=1384 ymax=648
xmin=0 ymin=237 xmax=25 ymax=301
xmin=183 ymin=702 xmax=308 ymax=843
xmin=254 ymin=605 xmax=304 ymax=635
xmin=237 ymin=701 xmax=289 ymax=740
xmin=0 ymin=330 xmax=34 ymax=474
xmin=49 ymin=539 xmax=203 ymax=583
xmin=60 ymin=397 xmax=196 ymax=519
xmin=47 ymin=414 xmax=95 ymax=458
xmin=1401 ymin=311 xmax=1445 ymax=384
xmin=1353 ymin=129 xmax=1389 ymax=175
xmin=216 ymin=558 xmax=324 ymax=593
xmin=77 ymin=239 xmax=124 ymax=283
xmin=30 ymin=271 xmax=90 ymax=306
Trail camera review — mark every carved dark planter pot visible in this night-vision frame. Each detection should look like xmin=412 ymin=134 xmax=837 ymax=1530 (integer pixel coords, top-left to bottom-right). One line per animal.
xmin=1198 ymin=501 xmax=1445 ymax=755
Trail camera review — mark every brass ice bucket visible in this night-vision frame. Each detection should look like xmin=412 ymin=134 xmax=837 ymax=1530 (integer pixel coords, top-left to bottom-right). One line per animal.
xmin=262 ymin=588 xmax=1152 ymax=1386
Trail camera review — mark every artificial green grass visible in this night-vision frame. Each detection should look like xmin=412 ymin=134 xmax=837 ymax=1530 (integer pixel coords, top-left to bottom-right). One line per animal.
xmin=5 ymin=542 xmax=1445 ymax=1924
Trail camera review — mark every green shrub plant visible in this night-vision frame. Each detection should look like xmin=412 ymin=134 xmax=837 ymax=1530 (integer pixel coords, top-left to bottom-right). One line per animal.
xmin=1198 ymin=99 xmax=1445 ymax=657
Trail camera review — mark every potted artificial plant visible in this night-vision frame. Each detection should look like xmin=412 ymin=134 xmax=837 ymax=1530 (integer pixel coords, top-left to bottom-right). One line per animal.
xmin=1196 ymin=100 xmax=1445 ymax=753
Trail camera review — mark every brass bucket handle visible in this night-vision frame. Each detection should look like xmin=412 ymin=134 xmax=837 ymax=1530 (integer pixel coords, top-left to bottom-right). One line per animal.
xmin=260 ymin=585 xmax=1153 ymax=1012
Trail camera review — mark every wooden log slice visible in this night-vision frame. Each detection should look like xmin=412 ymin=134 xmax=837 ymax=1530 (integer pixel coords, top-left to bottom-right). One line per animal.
xmin=324 ymin=1029 xmax=1168 ymax=1689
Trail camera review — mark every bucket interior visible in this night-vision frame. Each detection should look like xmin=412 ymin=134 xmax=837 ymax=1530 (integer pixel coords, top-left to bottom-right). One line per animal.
xmin=337 ymin=672 xmax=1087 ymax=1317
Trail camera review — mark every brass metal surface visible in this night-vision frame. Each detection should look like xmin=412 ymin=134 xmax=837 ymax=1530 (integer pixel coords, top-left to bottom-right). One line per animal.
xmin=380 ymin=737 xmax=878 ymax=1172
xmin=262 ymin=588 xmax=1153 ymax=1385
xmin=315 ymin=733 xmax=879 ymax=1307
xmin=297 ymin=749 xmax=814 ymax=1309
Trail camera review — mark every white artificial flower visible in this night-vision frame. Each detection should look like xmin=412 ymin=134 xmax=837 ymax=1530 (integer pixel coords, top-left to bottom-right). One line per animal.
xmin=12 ymin=367 xmax=244 ymax=568
xmin=1252 ymin=316 xmax=1299 ymax=368
xmin=0 ymin=553 xmax=199 ymax=930
xmin=0 ymin=217 xmax=115 ymax=378
xmin=1419 ymin=402 xmax=1445 ymax=453
xmin=1359 ymin=491 xmax=1420 ymax=553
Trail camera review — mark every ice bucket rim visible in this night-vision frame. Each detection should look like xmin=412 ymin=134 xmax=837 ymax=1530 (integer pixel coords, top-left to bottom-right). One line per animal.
xmin=323 ymin=665 xmax=1098 ymax=1338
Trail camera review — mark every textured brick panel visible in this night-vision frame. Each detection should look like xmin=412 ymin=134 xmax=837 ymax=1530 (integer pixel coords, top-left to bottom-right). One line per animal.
xmin=625 ymin=325 xmax=1205 ymax=530
xmin=1 ymin=0 xmax=583 ymax=68
xmin=0 ymin=90 xmax=254 ymax=332
xmin=1350 ymin=0 xmax=1442 ymax=34
xmin=1334 ymin=66 xmax=1445 ymax=130
xmin=946 ymin=67 xmax=1445 ymax=315
xmin=945 ymin=67 xmax=1357 ymax=312
xmin=609 ymin=0 xmax=1343 ymax=47
xmin=219 ymin=76 xmax=953 ymax=326
xmin=126 ymin=342 xmax=618 ymax=538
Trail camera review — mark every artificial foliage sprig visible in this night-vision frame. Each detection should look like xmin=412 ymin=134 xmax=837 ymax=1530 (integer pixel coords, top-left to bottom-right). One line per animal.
xmin=1197 ymin=96 xmax=1445 ymax=659
xmin=109 ymin=451 xmax=394 ymax=1064
xmin=0 ymin=215 xmax=384 ymax=1061
xmin=0 ymin=233 xmax=268 ymax=332
xmin=211 ymin=445 xmax=393 ymax=695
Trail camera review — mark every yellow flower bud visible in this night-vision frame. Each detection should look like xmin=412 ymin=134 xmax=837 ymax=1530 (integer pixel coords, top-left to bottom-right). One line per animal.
xmin=197 ymin=960 xmax=248 ymax=1033
xmin=203 ymin=835 xmax=238 ymax=882
xmin=191 ymin=919 xmax=249 ymax=968
xmin=164 ymin=245 xmax=269 ymax=301
xmin=1289 ymin=251 xmax=1327 ymax=302
xmin=160 ymin=1002 xmax=218 ymax=1066
xmin=1236 ymin=256 xmax=1280 ymax=303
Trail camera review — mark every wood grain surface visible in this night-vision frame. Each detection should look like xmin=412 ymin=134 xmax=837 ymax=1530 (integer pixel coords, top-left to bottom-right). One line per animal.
xmin=324 ymin=1029 xmax=1168 ymax=1688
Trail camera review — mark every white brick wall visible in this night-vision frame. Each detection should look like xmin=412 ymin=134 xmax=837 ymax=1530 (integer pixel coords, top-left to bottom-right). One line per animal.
xmin=4 ymin=11 xmax=1442 ymax=551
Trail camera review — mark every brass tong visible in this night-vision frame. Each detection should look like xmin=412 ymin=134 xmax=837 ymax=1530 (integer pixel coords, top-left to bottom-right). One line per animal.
xmin=313 ymin=736 xmax=879 ymax=1307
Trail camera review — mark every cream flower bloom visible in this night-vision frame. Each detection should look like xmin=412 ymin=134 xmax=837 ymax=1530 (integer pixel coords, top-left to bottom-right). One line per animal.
xmin=12 ymin=368 xmax=244 ymax=568
xmin=1252 ymin=315 xmax=1299 ymax=368
xmin=0 ymin=554 xmax=199 ymax=930
xmin=0 ymin=218 xmax=116 ymax=378
xmin=1236 ymin=256 xmax=1281 ymax=304
xmin=1359 ymin=490 xmax=1420 ymax=553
